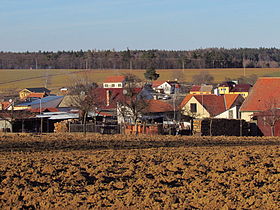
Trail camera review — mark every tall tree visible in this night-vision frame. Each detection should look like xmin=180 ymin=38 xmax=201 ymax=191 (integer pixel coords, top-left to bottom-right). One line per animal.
xmin=144 ymin=67 xmax=159 ymax=81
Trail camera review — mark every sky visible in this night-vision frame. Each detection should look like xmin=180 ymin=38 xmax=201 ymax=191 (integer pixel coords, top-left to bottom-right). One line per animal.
xmin=0 ymin=0 xmax=280 ymax=52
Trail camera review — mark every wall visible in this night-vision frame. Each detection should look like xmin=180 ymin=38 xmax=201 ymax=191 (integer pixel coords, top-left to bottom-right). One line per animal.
xmin=215 ymin=106 xmax=239 ymax=119
xmin=103 ymin=82 xmax=123 ymax=88
xmin=0 ymin=120 xmax=12 ymax=131
xmin=182 ymin=97 xmax=210 ymax=118
xmin=240 ymin=111 xmax=254 ymax=122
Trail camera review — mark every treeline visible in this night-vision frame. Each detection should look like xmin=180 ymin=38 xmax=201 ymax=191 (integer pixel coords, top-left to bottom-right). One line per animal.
xmin=1 ymin=48 xmax=280 ymax=69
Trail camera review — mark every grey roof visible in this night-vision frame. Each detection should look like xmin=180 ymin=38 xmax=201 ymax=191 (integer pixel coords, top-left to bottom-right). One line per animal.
xmin=25 ymin=87 xmax=51 ymax=93
xmin=16 ymin=96 xmax=64 ymax=109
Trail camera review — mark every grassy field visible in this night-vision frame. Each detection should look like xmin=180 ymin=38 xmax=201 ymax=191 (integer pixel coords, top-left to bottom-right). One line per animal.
xmin=1 ymin=68 xmax=280 ymax=93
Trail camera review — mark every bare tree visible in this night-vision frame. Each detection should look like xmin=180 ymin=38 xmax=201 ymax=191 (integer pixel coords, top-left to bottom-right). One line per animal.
xmin=69 ymin=74 xmax=101 ymax=135
xmin=192 ymin=71 xmax=214 ymax=84
xmin=262 ymin=99 xmax=280 ymax=136
xmin=171 ymin=70 xmax=184 ymax=81
xmin=117 ymin=76 xmax=147 ymax=135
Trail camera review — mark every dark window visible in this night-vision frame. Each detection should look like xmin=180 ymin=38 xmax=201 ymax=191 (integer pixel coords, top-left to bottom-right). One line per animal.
xmin=229 ymin=110 xmax=233 ymax=119
xmin=190 ymin=103 xmax=197 ymax=113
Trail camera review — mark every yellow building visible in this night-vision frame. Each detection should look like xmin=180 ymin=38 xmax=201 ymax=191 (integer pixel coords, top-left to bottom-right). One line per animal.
xmin=19 ymin=87 xmax=50 ymax=100
xmin=189 ymin=85 xmax=213 ymax=95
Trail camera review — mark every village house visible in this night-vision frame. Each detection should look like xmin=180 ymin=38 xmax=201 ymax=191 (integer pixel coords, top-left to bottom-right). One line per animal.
xmin=19 ymin=87 xmax=51 ymax=100
xmin=103 ymin=76 xmax=126 ymax=88
xmin=117 ymin=99 xmax=174 ymax=124
xmin=215 ymin=81 xmax=251 ymax=98
xmin=240 ymin=77 xmax=280 ymax=122
xmin=180 ymin=94 xmax=244 ymax=119
xmin=189 ymin=85 xmax=213 ymax=95
xmin=152 ymin=80 xmax=180 ymax=94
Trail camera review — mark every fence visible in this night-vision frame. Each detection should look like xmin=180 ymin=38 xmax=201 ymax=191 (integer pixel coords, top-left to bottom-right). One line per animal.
xmin=69 ymin=123 xmax=120 ymax=134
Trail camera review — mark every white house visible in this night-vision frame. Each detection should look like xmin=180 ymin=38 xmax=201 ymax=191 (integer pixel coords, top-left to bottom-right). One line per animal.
xmin=103 ymin=76 xmax=126 ymax=88
xmin=152 ymin=80 xmax=180 ymax=94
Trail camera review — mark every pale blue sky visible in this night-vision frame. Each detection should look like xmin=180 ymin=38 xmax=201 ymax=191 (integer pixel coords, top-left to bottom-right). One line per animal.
xmin=0 ymin=0 xmax=279 ymax=52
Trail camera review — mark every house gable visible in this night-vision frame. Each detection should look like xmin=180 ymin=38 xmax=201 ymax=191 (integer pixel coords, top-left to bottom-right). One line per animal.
xmin=181 ymin=96 xmax=210 ymax=118
xmin=103 ymin=76 xmax=126 ymax=88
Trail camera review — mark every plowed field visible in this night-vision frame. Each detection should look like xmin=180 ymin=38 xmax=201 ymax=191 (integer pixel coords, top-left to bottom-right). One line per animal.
xmin=0 ymin=134 xmax=279 ymax=209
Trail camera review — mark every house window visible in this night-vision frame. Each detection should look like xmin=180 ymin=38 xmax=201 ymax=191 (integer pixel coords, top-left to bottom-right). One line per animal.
xmin=229 ymin=110 xmax=233 ymax=119
xmin=105 ymin=84 xmax=108 ymax=87
xmin=190 ymin=103 xmax=197 ymax=113
xmin=118 ymin=84 xmax=122 ymax=87
xmin=112 ymin=84 xmax=115 ymax=87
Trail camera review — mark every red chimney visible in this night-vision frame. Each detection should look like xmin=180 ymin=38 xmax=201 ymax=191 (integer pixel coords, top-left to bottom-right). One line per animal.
xmin=106 ymin=90 xmax=111 ymax=106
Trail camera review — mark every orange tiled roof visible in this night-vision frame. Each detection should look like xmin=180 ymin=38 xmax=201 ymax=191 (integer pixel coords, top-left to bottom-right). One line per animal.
xmin=152 ymin=81 xmax=165 ymax=88
xmin=240 ymin=77 xmax=280 ymax=112
xmin=224 ymin=94 xmax=239 ymax=109
xmin=0 ymin=102 xmax=11 ymax=110
xmin=179 ymin=94 xmax=194 ymax=109
xmin=145 ymin=100 xmax=174 ymax=113
xmin=104 ymin=76 xmax=125 ymax=83
xmin=194 ymin=95 xmax=226 ymax=116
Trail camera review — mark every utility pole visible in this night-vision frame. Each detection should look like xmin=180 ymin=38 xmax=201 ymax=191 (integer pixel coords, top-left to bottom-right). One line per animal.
xmin=35 ymin=58 xmax=38 ymax=69
xmin=40 ymin=98 xmax=43 ymax=134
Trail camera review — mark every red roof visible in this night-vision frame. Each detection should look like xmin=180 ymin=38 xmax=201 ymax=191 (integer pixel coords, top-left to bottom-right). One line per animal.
xmin=104 ymin=76 xmax=125 ymax=83
xmin=144 ymin=100 xmax=174 ymax=113
xmin=231 ymin=84 xmax=251 ymax=92
xmin=224 ymin=94 xmax=239 ymax=109
xmin=180 ymin=94 xmax=241 ymax=116
xmin=152 ymin=81 xmax=165 ymax=88
xmin=240 ymin=77 xmax=280 ymax=112
xmin=30 ymin=107 xmax=59 ymax=113
xmin=26 ymin=93 xmax=46 ymax=98
xmin=190 ymin=85 xmax=201 ymax=92
xmin=93 ymin=88 xmax=142 ymax=109
xmin=194 ymin=95 xmax=226 ymax=116
xmin=0 ymin=102 xmax=11 ymax=110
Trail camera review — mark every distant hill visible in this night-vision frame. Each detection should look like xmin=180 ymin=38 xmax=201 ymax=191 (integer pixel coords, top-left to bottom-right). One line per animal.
xmin=1 ymin=48 xmax=280 ymax=69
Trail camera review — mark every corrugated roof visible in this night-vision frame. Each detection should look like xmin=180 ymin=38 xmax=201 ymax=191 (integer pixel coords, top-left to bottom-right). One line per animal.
xmin=16 ymin=96 xmax=64 ymax=109
xmin=240 ymin=77 xmax=280 ymax=112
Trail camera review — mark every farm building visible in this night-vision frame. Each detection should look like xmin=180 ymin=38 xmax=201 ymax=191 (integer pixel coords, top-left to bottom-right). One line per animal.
xmin=19 ymin=87 xmax=51 ymax=100
xmin=103 ymin=76 xmax=126 ymax=88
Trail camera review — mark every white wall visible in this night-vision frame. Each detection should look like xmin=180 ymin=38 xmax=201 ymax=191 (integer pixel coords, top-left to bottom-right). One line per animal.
xmin=158 ymin=82 xmax=172 ymax=94
xmin=103 ymin=82 xmax=123 ymax=88
xmin=215 ymin=106 xmax=239 ymax=119
xmin=240 ymin=111 xmax=254 ymax=122
xmin=0 ymin=120 xmax=12 ymax=131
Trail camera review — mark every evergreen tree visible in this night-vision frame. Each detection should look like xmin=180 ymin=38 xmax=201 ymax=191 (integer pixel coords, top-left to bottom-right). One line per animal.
xmin=144 ymin=67 xmax=159 ymax=81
